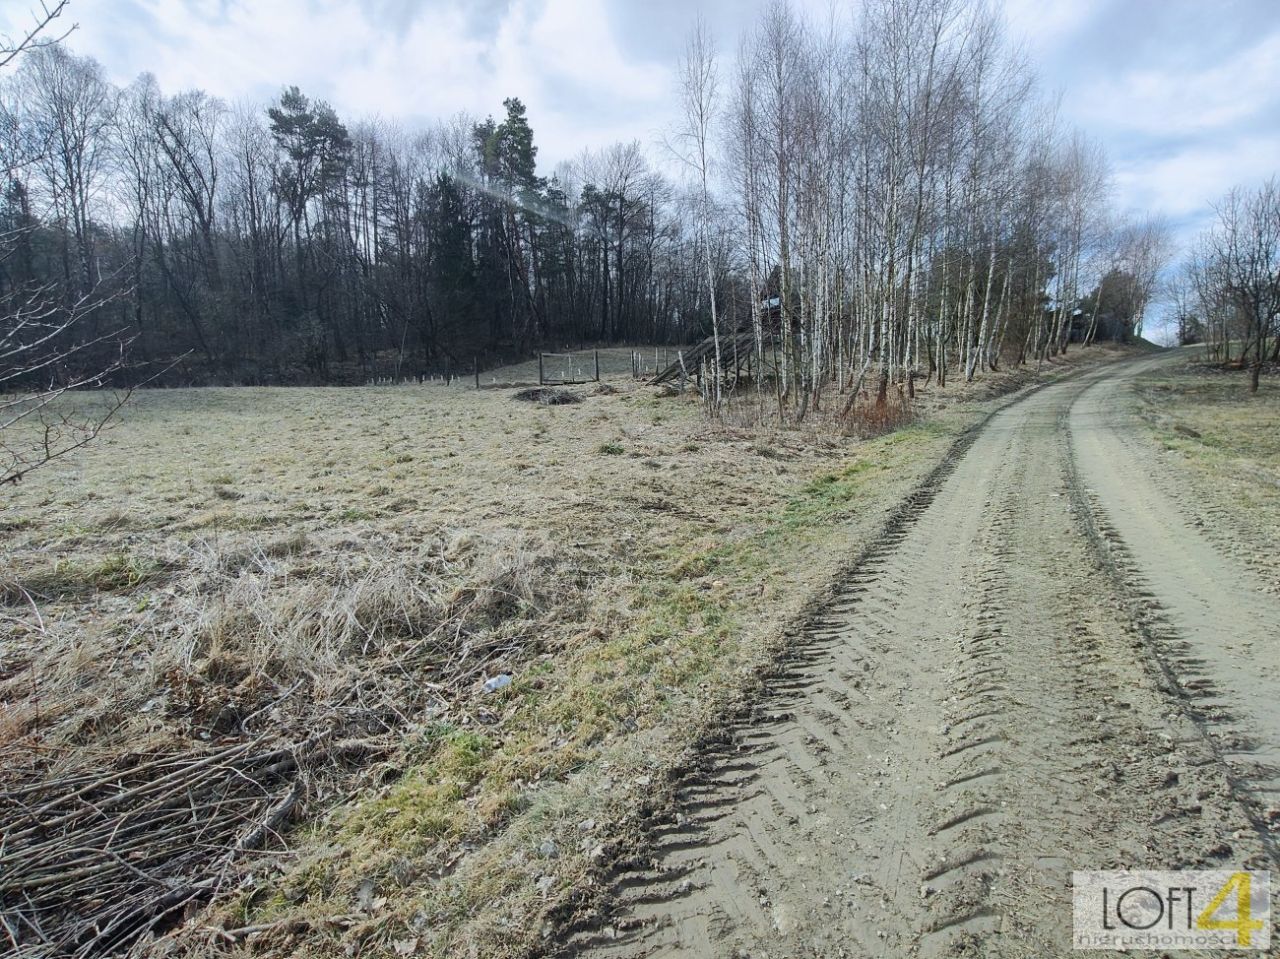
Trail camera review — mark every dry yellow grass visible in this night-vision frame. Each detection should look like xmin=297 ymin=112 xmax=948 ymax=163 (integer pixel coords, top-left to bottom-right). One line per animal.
xmin=0 ymin=348 xmax=1133 ymax=957
xmin=1133 ymin=352 xmax=1280 ymax=589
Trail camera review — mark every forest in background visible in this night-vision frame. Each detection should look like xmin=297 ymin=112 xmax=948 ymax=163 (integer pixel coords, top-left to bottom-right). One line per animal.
xmin=0 ymin=0 xmax=1203 ymax=399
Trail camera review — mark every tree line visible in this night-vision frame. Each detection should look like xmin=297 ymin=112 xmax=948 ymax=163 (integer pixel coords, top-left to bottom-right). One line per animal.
xmin=678 ymin=0 xmax=1178 ymax=417
xmin=2 ymin=0 xmax=1181 ymax=407
xmin=1175 ymin=178 xmax=1280 ymax=392
xmin=2 ymin=57 xmax=727 ymax=387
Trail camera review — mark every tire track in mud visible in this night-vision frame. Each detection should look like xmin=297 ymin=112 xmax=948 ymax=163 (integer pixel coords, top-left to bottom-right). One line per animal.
xmin=1068 ymin=473 xmax=1280 ymax=870
xmin=560 ymin=373 xmax=1039 ymax=959
xmin=918 ymin=484 xmax=1016 ymax=950
xmin=561 ymin=361 xmax=1270 ymax=959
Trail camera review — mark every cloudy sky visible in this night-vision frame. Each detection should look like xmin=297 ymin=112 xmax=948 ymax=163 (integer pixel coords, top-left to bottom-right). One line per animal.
xmin=5 ymin=0 xmax=1278 ymax=330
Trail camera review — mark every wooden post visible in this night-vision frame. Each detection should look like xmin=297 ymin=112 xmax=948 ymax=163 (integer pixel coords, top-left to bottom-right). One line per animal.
xmin=539 ymin=352 xmax=545 ymax=385
xmin=594 ymin=350 xmax=600 ymax=383
xmin=474 ymin=357 xmax=479 ymax=389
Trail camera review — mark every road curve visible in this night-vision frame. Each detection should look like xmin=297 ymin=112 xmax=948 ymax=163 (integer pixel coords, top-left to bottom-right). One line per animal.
xmin=564 ymin=354 xmax=1276 ymax=959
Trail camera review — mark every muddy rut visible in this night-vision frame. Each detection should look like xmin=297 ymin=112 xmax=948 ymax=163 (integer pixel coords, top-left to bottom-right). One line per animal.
xmin=565 ymin=354 xmax=1278 ymax=958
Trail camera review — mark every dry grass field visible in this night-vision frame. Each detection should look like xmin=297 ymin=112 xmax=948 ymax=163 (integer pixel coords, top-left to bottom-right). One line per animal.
xmin=1133 ymin=349 xmax=1280 ymax=590
xmin=0 ymin=346 xmax=1134 ymax=957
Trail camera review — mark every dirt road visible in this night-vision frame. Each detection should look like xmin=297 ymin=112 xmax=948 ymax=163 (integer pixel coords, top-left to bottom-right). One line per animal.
xmin=567 ymin=352 xmax=1278 ymax=958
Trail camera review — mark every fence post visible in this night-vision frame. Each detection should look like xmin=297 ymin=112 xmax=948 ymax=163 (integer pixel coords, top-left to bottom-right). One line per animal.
xmin=474 ymin=357 xmax=479 ymax=389
xmin=538 ymin=352 xmax=545 ymax=386
xmin=594 ymin=350 xmax=600 ymax=383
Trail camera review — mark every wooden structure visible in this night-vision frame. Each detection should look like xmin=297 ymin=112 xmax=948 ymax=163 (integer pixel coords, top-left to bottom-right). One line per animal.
xmin=649 ymin=330 xmax=771 ymax=386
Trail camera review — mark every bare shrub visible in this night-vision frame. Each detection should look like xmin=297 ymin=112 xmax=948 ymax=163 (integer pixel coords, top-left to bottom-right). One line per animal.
xmin=712 ymin=383 xmax=917 ymax=439
xmin=840 ymin=393 xmax=918 ymax=438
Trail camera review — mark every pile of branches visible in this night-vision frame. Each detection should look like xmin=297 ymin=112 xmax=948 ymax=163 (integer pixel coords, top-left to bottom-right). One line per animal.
xmin=0 ymin=627 xmax=518 ymax=958
xmin=0 ymin=530 xmax=570 ymax=956
xmin=511 ymin=387 xmax=582 ymax=405
xmin=0 ymin=735 xmax=321 ymax=957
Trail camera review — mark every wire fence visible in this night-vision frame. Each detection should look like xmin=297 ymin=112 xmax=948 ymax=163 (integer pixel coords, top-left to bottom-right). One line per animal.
xmin=361 ymin=347 xmax=682 ymax=389
xmin=539 ymin=351 xmax=599 ymax=385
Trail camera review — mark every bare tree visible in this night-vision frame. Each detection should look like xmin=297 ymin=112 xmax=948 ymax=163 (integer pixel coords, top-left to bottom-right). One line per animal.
xmin=0 ymin=0 xmax=72 ymax=71
xmin=674 ymin=16 xmax=723 ymax=410
xmin=0 ymin=9 xmax=132 ymax=487
xmin=1198 ymin=178 xmax=1280 ymax=392
xmin=0 ymin=279 xmax=130 ymax=485
xmin=707 ymin=0 xmax=1126 ymax=425
xmin=1165 ymin=269 xmax=1202 ymax=347
xmin=1115 ymin=213 xmax=1172 ymax=339
xmin=14 ymin=45 xmax=117 ymax=294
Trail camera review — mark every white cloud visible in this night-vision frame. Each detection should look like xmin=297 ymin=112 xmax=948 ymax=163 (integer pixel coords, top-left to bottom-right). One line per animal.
xmin=1071 ymin=29 xmax=1280 ymax=137
xmin=1001 ymin=0 xmax=1107 ymax=55
xmin=5 ymin=0 xmax=673 ymax=167
xmin=1114 ymin=133 xmax=1280 ymax=224
xmin=2 ymin=0 xmax=1276 ymax=251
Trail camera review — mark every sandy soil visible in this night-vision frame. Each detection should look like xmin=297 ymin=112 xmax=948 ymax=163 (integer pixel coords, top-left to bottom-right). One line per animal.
xmin=1072 ymin=352 xmax=1280 ymax=845
xmin=564 ymin=353 xmax=1278 ymax=958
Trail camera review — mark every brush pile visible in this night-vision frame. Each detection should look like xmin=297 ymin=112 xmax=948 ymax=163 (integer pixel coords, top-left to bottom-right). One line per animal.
xmin=511 ymin=387 xmax=582 ymax=405
xmin=1 ymin=736 xmax=314 ymax=956
xmin=0 ymin=526 xmax=571 ymax=957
